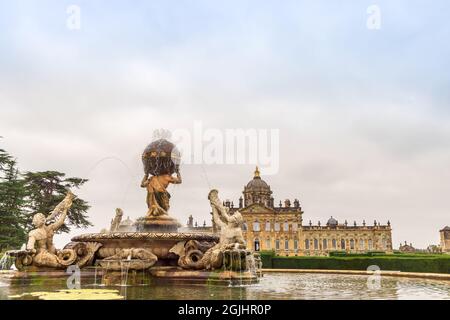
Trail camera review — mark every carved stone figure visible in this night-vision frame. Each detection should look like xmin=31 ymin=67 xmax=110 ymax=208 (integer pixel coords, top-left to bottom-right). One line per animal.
xmin=9 ymin=191 xmax=102 ymax=270
xmin=176 ymin=189 xmax=246 ymax=270
xmin=140 ymin=167 xmax=182 ymax=217
xmin=26 ymin=191 xmax=75 ymax=268
xmin=98 ymin=248 xmax=158 ymax=271
xmin=110 ymin=208 xmax=123 ymax=232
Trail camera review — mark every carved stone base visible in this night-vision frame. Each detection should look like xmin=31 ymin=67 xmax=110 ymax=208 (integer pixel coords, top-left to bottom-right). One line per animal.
xmin=135 ymin=215 xmax=181 ymax=232
xmin=149 ymin=266 xmax=259 ymax=284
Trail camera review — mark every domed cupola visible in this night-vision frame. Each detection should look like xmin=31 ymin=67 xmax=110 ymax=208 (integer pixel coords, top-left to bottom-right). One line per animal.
xmin=243 ymin=167 xmax=273 ymax=207
xmin=326 ymin=216 xmax=338 ymax=227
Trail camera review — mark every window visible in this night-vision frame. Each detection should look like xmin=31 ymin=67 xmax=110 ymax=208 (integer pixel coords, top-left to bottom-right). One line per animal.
xmin=350 ymin=239 xmax=355 ymax=250
xmin=265 ymin=238 xmax=271 ymax=250
xmin=314 ymin=239 xmax=319 ymax=250
xmin=332 ymin=239 xmax=337 ymax=249
xmin=275 ymin=239 xmax=280 ymax=250
xmin=242 ymin=223 xmax=248 ymax=231
xmin=284 ymin=239 xmax=289 ymax=251
xmin=253 ymin=221 xmax=260 ymax=232
xmin=265 ymin=221 xmax=271 ymax=231
xmin=323 ymin=239 xmax=328 ymax=250
xmin=254 ymin=239 xmax=260 ymax=251
xmin=292 ymin=223 xmax=298 ymax=232
xmin=368 ymin=239 xmax=373 ymax=250
xmin=305 ymin=239 xmax=310 ymax=250
xmin=274 ymin=222 xmax=280 ymax=231
xmin=294 ymin=239 xmax=298 ymax=251
xmin=284 ymin=221 xmax=289 ymax=232
xmin=359 ymin=239 xmax=365 ymax=250
xmin=382 ymin=238 xmax=387 ymax=250
xmin=341 ymin=239 xmax=346 ymax=250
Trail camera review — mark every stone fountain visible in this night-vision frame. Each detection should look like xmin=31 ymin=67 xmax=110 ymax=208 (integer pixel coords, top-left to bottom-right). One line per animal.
xmin=5 ymin=136 xmax=259 ymax=285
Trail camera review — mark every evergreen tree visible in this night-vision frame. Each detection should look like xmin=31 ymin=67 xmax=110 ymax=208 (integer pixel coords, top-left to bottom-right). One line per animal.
xmin=0 ymin=148 xmax=27 ymax=250
xmin=22 ymin=171 xmax=92 ymax=233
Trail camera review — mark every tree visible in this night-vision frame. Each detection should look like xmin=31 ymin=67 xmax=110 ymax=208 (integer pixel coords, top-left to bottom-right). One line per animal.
xmin=22 ymin=171 xmax=92 ymax=233
xmin=0 ymin=148 xmax=27 ymax=251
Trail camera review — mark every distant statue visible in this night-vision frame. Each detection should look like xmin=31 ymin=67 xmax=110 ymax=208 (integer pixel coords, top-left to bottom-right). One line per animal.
xmin=110 ymin=208 xmax=123 ymax=232
xmin=26 ymin=191 xmax=75 ymax=268
xmin=141 ymin=165 xmax=182 ymax=217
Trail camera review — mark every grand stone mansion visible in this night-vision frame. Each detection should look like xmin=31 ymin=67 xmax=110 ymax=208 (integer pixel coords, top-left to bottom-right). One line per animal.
xmin=188 ymin=167 xmax=393 ymax=256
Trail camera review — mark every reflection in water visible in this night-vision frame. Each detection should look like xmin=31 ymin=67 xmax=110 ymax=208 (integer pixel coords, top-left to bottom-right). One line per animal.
xmin=1 ymin=272 xmax=449 ymax=300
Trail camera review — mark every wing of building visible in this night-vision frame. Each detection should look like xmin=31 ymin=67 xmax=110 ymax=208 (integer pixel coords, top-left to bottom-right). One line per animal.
xmin=207 ymin=167 xmax=393 ymax=256
xmin=440 ymin=226 xmax=450 ymax=253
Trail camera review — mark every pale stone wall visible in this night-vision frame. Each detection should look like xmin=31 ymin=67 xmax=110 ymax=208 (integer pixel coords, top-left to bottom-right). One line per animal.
xmin=301 ymin=225 xmax=393 ymax=256
xmin=241 ymin=211 xmax=302 ymax=256
xmin=240 ymin=211 xmax=393 ymax=256
xmin=440 ymin=229 xmax=450 ymax=253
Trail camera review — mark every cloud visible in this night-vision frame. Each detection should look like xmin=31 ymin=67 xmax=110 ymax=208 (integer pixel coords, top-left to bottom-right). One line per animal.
xmin=1 ymin=0 xmax=449 ymax=249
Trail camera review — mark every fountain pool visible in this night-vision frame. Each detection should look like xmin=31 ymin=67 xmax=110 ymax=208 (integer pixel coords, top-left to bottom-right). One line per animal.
xmin=1 ymin=272 xmax=449 ymax=300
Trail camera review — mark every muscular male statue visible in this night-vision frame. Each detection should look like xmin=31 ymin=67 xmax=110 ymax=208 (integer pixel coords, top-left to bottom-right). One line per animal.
xmin=26 ymin=191 xmax=74 ymax=267
xmin=140 ymin=165 xmax=182 ymax=217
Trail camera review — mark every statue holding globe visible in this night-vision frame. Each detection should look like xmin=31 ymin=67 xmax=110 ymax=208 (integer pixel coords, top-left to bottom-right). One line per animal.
xmin=137 ymin=130 xmax=182 ymax=231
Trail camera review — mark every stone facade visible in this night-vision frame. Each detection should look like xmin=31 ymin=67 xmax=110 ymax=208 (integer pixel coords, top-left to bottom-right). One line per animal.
xmin=215 ymin=168 xmax=393 ymax=256
xmin=440 ymin=226 xmax=450 ymax=253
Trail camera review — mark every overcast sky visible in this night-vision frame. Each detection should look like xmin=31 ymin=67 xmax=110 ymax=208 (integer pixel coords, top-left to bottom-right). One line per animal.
xmin=1 ymin=0 xmax=449 ymax=249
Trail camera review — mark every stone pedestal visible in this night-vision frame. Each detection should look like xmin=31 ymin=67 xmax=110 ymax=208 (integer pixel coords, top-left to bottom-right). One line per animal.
xmin=134 ymin=215 xmax=181 ymax=233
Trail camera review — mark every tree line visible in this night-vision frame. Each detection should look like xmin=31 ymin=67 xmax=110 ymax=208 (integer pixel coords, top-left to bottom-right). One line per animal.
xmin=0 ymin=143 xmax=92 ymax=251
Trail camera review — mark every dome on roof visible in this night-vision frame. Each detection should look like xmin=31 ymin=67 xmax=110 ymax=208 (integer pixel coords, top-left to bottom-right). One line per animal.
xmin=246 ymin=167 xmax=270 ymax=191
xmin=327 ymin=216 xmax=338 ymax=226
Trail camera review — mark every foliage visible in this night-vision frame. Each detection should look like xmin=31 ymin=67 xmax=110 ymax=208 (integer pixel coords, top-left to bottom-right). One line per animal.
xmin=260 ymin=252 xmax=450 ymax=274
xmin=0 ymin=148 xmax=27 ymax=250
xmin=22 ymin=171 xmax=92 ymax=233
xmin=0 ymin=141 xmax=92 ymax=249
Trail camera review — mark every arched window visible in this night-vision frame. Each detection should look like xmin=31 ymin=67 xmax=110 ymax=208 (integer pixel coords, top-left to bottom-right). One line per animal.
xmin=294 ymin=239 xmax=299 ymax=251
xmin=242 ymin=222 xmax=248 ymax=231
xmin=332 ymin=239 xmax=337 ymax=249
xmin=382 ymin=238 xmax=387 ymax=250
xmin=350 ymin=239 xmax=355 ymax=250
xmin=341 ymin=239 xmax=346 ymax=250
xmin=359 ymin=239 xmax=365 ymax=250
xmin=292 ymin=223 xmax=298 ymax=232
xmin=314 ymin=239 xmax=319 ymax=250
xmin=254 ymin=238 xmax=260 ymax=251
xmin=284 ymin=239 xmax=289 ymax=251
xmin=265 ymin=221 xmax=271 ymax=231
xmin=368 ymin=239 xmax=373 ymax=250
xmin=265 ymin=238 xmax=271 ymax=250
xmin=284 ymin=221 xmax=289 ymax=232
xmin=323 ymin=239 xmax=328 ymax=250
xmin=274 ymin=222 xmax=280 ymax=231
xmin=305 ymin=239 xmax=310 ymax=250
xmin=275 ymin=239 xmax=280 ymax=250
xmin=253 ymin=221 xmax=260 ymax=232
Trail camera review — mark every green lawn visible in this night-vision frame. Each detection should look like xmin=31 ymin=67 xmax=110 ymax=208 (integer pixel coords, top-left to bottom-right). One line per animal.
xmin=260 ymin=251 xmax=450 ymax=274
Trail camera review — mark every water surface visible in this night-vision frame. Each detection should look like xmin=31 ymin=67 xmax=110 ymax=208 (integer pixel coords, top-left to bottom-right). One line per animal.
xmin=1 ymin=272 xmax=449 ymax=300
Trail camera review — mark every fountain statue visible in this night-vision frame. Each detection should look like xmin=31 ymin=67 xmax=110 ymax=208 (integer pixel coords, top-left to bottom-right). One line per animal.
xmin=7 ymin=134 xmax=259 ymax=284
xmin=135 ymin=137 xmax=182 ymax=232
xmin=175 ymin=190 xmax=246 ymax=270
xmin=7 ymin=191 xmax=101 ymax=270
xmin=109 ymin=208 xmax=123 ymax=232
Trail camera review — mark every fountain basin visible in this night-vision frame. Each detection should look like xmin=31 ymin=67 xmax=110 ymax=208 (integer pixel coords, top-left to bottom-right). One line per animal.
xmin=70 ymin=232 xmax=219 ymax=263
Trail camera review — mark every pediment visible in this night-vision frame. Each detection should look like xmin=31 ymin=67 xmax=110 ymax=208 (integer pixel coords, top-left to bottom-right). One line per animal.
xmin=239 ymin=203 xmax=276 ymax=214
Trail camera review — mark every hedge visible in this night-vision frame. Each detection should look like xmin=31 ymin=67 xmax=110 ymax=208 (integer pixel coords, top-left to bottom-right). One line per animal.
xmin=260 ymin=251 xmax=450 ymax=274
